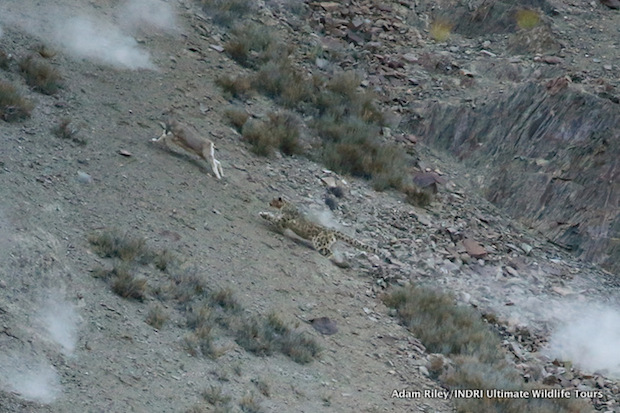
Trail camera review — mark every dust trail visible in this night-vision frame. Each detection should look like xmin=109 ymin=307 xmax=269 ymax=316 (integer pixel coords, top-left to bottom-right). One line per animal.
xmin=39 ymin=294 xmax=80 ymax=356
xmin=53 ymin=15 xmax=155 ymax=70
xmin=117 ymin=0 xmax=179 ymax=34
xmin=0 ymin=0 xmax=180 ymax=69
xmin=544 ymin=304 xmax=620 ymax=378
xmin=0 ymin=354 xmax=61 ymax=404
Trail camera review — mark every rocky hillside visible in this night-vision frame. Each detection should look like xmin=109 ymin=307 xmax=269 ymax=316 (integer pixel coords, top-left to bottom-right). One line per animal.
xmin=0 ymin=0 xmax=618 ymax=412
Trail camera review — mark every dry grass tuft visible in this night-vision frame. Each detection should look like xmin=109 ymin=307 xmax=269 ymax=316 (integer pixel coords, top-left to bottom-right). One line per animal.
xmin=239 ymin=392 xmax=263 ymax=413
xmin=429 ymin=18 xmax=453 ymax=42
xmin=146 ymin=304 xmax=169 ymax=329
xmin=168 ymin=267 xmax=209 ymax=304
xmin=384 ymin=285 xmax=501 ymax=362
xmin=202 ymin=385 xmax=232 ymax=407
xmin=224 ymin=23 xmax=279 ymax=68
xmin=18 ymin=55 xmax=62 ymax=95
xmin=241 ymin=111 xmax=301 ymax=156
xmin=404 ymin=185 xmax=432 ymax=207
xmin=252 ymin=61 xmax=313 ymax=108
xmin=224 ymin=107 xmax=249 ymax=131
xmin=252 ymin=378 xmax=270 ymax=397
xmin=316 ymin=116 xmax=404 ymax=190
xmin=0 ymin=49 xmax=10 ymax=70
xmin=0 ymin=80 xmax=33 ymax=122
xmin=234 ymin=312 xmax=320 ymax=364
xmin=52 ymin=118 xmax=86 ymax=145
xmin=384 ymin=286 xmax=591 ymax=413
xmin=215 ymin=74 xmax=252 ymax=99
xmin=210 ymin=288 xmax=241 ymax=313
xmin=88 ymin=229 xmax=148 ymax=262
xmin=94 ymin=265 xmax=148 ymax=301
xmin=35 ymin=44 xmax=57 ymax=59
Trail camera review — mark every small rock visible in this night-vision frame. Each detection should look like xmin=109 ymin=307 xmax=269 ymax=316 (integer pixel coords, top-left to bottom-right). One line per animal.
xmin=402 ymin=53 xmax=419 ymax=63
xmin=542 ymin=56 xmax=563 ymax=64
xmin=209 ymin=44 xmax=224 ymax=53
xmin=463 ymin=239 xmax=487 ymax=258
xmin=600 ymin=0 xmax=620 ymax=8
xmin=319 ymin=2 xmax=341 ymax=12
xmin=520 ymin=243 xmax=533 ymax=255
xmin=315 ymin=57 xmax=329 ymax=69
xmin=118 ymin=149 xmax=132 ymax=157
xmin=551 ymin=286 xmax=574 ymax=296
xmin=77 ymin=171 xmax=92 ymax=184
xmin=309 ymin=317 xmax=338 ymax=335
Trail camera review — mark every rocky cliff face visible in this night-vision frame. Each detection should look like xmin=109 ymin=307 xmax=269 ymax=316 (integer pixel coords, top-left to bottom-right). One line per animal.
xmin=412 ymin=80 xmax=619 ymax=273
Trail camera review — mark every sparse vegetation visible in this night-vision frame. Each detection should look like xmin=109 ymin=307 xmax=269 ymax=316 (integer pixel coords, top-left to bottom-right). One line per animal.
xmin=224 ymin=107 xmax=249 ymax=132
xmin=52 ymin=118 xmax=86 ymax=145
xmin=384 ymin=285 xmax=501 ymax=362
xmin=252 ymin=378 xmax=270 ymax=397
xmin=429 ymin=18 xmax=453 ymax=42
xmin=252 ymin=61 xmax=313 ymax=108
xmin=264 ymin=111 xmax=302 ymax=156
xmin=404 ymin=185 xmax=432 ymax=207
xmin=198 ymin=0 xmax=253 ymax=27
xmin=316 ymin=115 xmax=404 ymax=190
xmin=0 ymin=49 xmax=10 ymax=70
xmin=88 ymin=230 xmax=317 ymax=364
xmin=234 ymin=312 xmax=320 ymax=364
xmin=202 ymin=385 xmax=232 ymax=406
xmin=93 ymin=265 xmax=147 ymax=302
xmin=217 ymin=25 xmax=418 ymax=196
xmin=0 ymin=80 xmax=33 ymax=122
xmin=384 ymin=286 xmax=590 ymax=412
xmin=168 ymin=267 xmax=209 ymax=304
xmin=146 ymin=303 xmax=169 ymax=329
xmin=185 ymin=303 xmax=213 ymax=331
xmin=241 ymin=111 xmax=301 ymax=157
xmin=35 ymin=44 xmax=56 ymax=59
xmin=154 ymin=249 xmax=177 ymax=272
xmin=209 ymin=288 xmax=241 ymax=313
xmin=224 ymin=23 xmax=278 ymax=68
xmin=215 ymin=74 xmax=252 ymax=99
xmin=88 ymin=229 xmax=148 ymax=262
xmin=239 ymin=392 xmax=263 ymax=413
xmin=18 ymin=55 xmax=62 ymax=95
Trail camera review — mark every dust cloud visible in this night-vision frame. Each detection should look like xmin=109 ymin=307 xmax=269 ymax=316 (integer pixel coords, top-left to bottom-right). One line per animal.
xmin=544 ymin=304 xmax=620 ymax=378
xmin=0 ymin=0 xmax=179 ymax=69
xmin=53 ymin=15 xmax=156 ymax=70
xmin=117 ymin=0 xmax=179 ymax=34
xmin=0 ymin=354 xmax=61 ymax=404
xmin=39 ymin=295 xmax=81 ymax=356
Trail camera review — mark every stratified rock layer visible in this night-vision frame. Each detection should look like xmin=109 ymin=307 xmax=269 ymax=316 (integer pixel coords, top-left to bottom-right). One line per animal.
xmin=413 ymin=81 xmax=619 ymax=273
